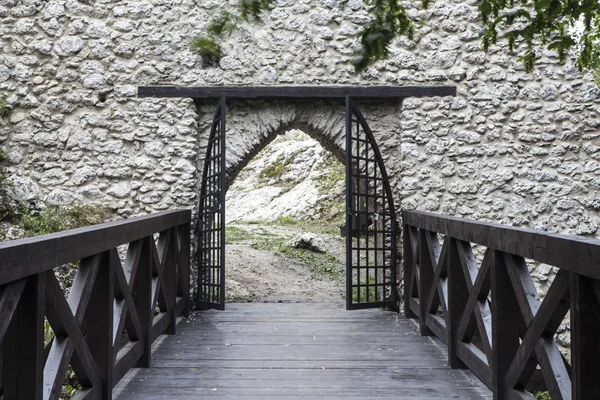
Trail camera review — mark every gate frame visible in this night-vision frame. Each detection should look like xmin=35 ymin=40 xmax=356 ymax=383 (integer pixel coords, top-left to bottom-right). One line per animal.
xmin=138 ymin=86 xmax=456 ymax=311
xmin=195 ymin=96 xmax=227 ymax=310
xmin=345 ymin=96 xmax=399 ymax=310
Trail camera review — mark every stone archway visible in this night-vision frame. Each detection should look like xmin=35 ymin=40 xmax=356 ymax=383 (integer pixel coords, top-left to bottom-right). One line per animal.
xmin=195 ymin=100 xmax=403 ymax=201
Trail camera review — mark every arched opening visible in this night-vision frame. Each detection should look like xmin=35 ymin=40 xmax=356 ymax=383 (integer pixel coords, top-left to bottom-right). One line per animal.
xmin=194 ymin=96 xmax=403 ymax=311
xmin=224 ymin=127 xmax=347 ymax=304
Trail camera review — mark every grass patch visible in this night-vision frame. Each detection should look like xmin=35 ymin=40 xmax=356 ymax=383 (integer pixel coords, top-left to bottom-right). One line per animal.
xmin=274 ymin=215 xmax=296 ymax=225
xmin=225 ymin=226 xmax=254 ymax=244
xmin=225 ymin=225 xmax=278 ymax=244
xmin=243 ymin=216 xmax=344 ymax=236
xmin=250 ymin=236 xmax=341 ymax=277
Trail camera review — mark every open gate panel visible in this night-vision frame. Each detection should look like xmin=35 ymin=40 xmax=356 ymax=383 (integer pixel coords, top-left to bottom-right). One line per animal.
xmin=345 ymin=97 xmax=398 ymax=310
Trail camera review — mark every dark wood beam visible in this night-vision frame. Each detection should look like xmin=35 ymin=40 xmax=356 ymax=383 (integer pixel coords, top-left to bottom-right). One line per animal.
xmin=402 ymin=210 xmax=600 ymax=281
xmin=137 ymin=85 xmax=456 ymax=100
xmin=0 ymin=210 xmax=191 ymax=286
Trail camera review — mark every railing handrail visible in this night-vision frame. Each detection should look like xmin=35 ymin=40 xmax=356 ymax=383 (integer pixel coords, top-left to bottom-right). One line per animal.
xmin=403 ymin=209 xmax=600 ymax=280
xmin=0 ymin=209 xmax=191 ymax=285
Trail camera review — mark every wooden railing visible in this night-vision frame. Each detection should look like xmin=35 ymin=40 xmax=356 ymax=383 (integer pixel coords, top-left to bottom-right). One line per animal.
xmin=403 ymin=210 xmax=600 ymax=400
xmin=0 ymin=210 xmax=191 ymax=400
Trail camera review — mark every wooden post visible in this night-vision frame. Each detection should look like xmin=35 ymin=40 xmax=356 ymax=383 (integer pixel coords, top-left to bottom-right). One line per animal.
xmin=491 ymin=251 xmax=520 ymax=400
xmin=418 ymin=229 xmax=433 ymax=336
xmin=570 ymin=273 xmax=600 ymax=400
xmin=84 ymin=251 xmax=114 ymax=399
xmin=179 ymin=222 xmax=191 ymax=318
xmin=133 ymin=237 xmax=153 ymax=368
xmin=163 ymin=228 xmax=178 ymax=335
xmin=447 ymin=238 xmax=468 ymax=369
xmin=3 ymin=274 xmax=44 ymax=400
xmin=403 ymin=224 xmax=414 ymax=318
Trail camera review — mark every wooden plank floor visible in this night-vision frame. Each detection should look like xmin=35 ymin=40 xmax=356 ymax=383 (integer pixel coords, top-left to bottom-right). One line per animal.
xmin=114 ymin=303 xmax=491 ymax=399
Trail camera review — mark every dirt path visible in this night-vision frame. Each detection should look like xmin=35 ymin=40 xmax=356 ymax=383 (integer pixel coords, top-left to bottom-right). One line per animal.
xmin=225 ymin=224 xmax=346 ymax=304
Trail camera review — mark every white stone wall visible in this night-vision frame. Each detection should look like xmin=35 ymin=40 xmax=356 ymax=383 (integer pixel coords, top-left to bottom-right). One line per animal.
xmin=1 ymin=0 xmax=599 ymax=294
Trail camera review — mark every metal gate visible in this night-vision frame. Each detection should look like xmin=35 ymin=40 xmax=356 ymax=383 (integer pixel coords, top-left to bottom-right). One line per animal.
xmin=345 ymin=97 xmax=398 ymax=310
xmin=197 ymin=96 xmax=226 ymax=310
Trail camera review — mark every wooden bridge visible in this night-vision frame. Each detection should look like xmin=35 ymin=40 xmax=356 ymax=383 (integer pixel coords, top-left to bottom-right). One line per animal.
xmin=0 ymin=209 xmax=599 ymax=399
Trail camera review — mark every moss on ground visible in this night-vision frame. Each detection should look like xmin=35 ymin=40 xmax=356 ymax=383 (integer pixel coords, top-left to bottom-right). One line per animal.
xmin=251 ymin=236 xmax=341 ymax=277
xmin=248 ymin=216 xmax=343 ymax=236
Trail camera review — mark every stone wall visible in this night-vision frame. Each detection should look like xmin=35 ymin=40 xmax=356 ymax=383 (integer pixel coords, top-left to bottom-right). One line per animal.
xmin=1 ymin=0 xmax=600 ymax=307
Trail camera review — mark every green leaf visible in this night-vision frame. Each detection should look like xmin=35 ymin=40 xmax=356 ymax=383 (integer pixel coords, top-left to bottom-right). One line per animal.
xmin=191 ymin=37 xmax=222 ymax=60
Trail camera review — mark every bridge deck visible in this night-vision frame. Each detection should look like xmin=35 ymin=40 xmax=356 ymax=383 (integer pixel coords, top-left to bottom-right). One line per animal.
xmin=114 ymin=303 xmax=491 ymax=399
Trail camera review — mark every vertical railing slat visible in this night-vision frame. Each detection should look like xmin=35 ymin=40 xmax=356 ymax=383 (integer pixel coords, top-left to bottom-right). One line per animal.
xmin=84 ymin=251 xmax=114 ymax=399
xmin=417 ymin=228 xmax=433 ymax=336
xmin=570 ymin=273 xmax=600 ymax=400
xmin=133 ymin=237 xmax=153 ymax=368
xmin=447 ymin=237 xmax=468 ymax=369
xmin=164 ymin=228 xmax=178 ymax=335
xmin=491 ymin=251 xmax=520 ymax=400
xmin=403 ymin=224 xmax=414 ymax=318
xmin=3 ymin=273 xmax=44 ymax=400
xmin=179 ymin=222 xmax=191 ymax=317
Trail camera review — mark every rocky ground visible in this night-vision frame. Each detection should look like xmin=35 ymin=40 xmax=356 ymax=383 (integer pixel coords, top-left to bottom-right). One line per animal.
xmin=224 ymin=130 xmax=347 ymax=304
xmin=225 ymin=223 xmax=346 ymax=304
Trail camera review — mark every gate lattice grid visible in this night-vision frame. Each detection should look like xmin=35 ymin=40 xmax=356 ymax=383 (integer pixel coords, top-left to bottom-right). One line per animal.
xmin=197 ymin=96 xmax=226 ymax=310
xmin=345 ymin=97 xmax=398 ymax=310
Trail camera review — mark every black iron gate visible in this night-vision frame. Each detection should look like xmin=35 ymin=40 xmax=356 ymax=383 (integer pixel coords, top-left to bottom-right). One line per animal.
xmin=197 ymin=96 xmax=226 ymax=310
xmin=345 ymin=97 xmax=398 ymax=310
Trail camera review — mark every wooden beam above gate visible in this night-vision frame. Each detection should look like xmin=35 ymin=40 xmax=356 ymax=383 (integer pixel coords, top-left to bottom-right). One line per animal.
xmin=138 ymin=85 xmax=456 ymax=100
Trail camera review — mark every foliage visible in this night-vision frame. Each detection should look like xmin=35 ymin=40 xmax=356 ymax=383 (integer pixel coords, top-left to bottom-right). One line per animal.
xmin=192 ymin=0 xmax=274 ymax=60
xmin=192 ymin=0 xmax=600 ymax=78
xmin=0 ymin=149 xmax=11 ymax=223
xmin=0 ymin=148 xmax=8 ymax=187
xmin=0 ymin=91 xmax=10 ymax=118
xmin=44 ymin=318 xmax=55 ymax=346
xmin=191 ymin=36 xmax=222 ymax=61
xmin=63 ymin=369 xmax=80 ymax=399
xmin=19 ymin=204 xmax=113 ymax=237
xmin=480 ymin=0 xmax=600 ymax=73
xmin=352 ymin=0 xmax=415 ymax=72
